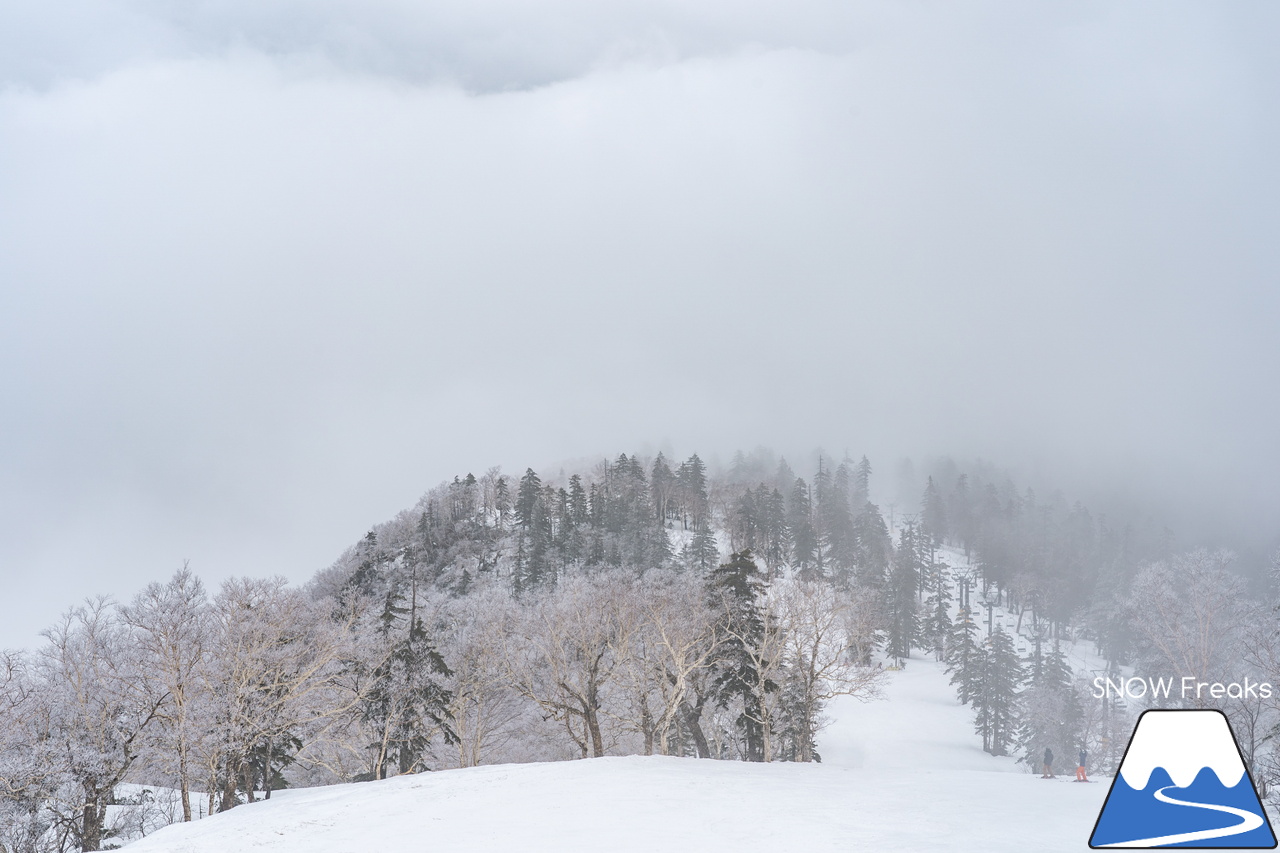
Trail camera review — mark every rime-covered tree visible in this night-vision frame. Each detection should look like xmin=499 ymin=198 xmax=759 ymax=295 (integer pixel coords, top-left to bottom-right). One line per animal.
xmin=204 ymin=577 xmax=349 ymax=812
xmin=515 ymin=469 xmax=542 ymax=530
xmin=683 ymin=522 xmax=720 ymax=573
xmin=118 ymin=566 xmax=209 ymax=822
xmin=822 ymin=461 xmax=858 ymax=583
xmin=493 ymin=475 xmax=511 ymax=529
xmin=675 ymin=454 xmax=710 ymax=531
xmin=513 ymin=469 xmax=553 ymax=590
xmin=1018 ymin=642 xmax=1082 ymax=772
xmin=787 ymin=478 xmax=818 ymax=580
xmin=1127 ymin=549 xmax=1245 ymax=706
xmin=708 ymin=551 xmax=779 ymax=762
xmin=35 ymin=600 xmax=165 ymax=851
xmin=884 ymin=525 xmax=921 ymax=664
xmin=0 ymin=652 xmax=55 ymax=853
xmin=503 ymin=573 xmax=629 ymax=759
xmin=773 ymin=580 xmax=887 ymax=762
xmin=946 ymin=608 xmax=982 ymax=705
xmin=973 ymin=629 xmax=1023 ymax=756
xmin=758 ymin=488 xmax=790 ymax=577
xmin=361 ymin=578 xmax=455 ymax=778
xmin=729 ymin=487 xmax=760 ymax=554
xmin=852 ymin=455 xmax=872 ymax=509
xmin=852 ymin=502 xmax=891 ymax=589
xmin=920 ymin=559 xmax=952 ymax=661
xmin=651 ymin=453 xmax=675 ymax=525
xmin=949 ymin=473 xmax=974 ymax=556
xmin=921 ymin=476 xmax=948 ymax=547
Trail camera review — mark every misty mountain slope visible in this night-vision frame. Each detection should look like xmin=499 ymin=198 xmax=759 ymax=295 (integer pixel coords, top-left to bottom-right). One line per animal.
xmin=929 ymin=541 xmax=1114 ymax=676
xmin=124 ymin=660 xmax=1111 ymax=853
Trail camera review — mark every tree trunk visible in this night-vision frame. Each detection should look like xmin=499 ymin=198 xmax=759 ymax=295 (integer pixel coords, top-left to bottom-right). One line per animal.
xmin=640 ymin=695 xmax=654 ymax=756
xmin=760 ymin=706 xmax=773 ymax=764
xmin=264 ymin=740 xmax=274 ymax=799
xmin=681 ymin=702 xmax=711 ymax=759
xmin=179 ymin=747 xmax=192 ymax=821
xmin=220 ymin=763 xmax=239 ymax=812
xmin=243 ymin=760 xmax=256 ymax=803
xmin=81 ymin=789 xmax=102 ymax=852
xmin=565 ymin=715 xmax=589 ymax=758
xmin=586 ymin=706 xmax=605 ymax=758
xmin=798 ymin=704 xmax=814 ymax=763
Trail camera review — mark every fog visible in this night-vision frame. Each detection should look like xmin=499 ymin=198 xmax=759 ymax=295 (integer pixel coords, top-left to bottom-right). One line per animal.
xmin=2 ymin=1 xmax=1277 ymax=649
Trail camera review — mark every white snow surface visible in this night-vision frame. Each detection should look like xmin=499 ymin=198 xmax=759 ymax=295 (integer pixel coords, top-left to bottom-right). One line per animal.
xmin=126 ymin=659 xmax=1121 ymax=853
xmin=1117 ymin=710 xmax=1247 ymax=790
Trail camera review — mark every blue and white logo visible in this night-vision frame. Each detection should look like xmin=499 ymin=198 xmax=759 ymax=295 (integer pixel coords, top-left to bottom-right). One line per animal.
xmin=1090 ymin=709 xmax=1277 ymax=848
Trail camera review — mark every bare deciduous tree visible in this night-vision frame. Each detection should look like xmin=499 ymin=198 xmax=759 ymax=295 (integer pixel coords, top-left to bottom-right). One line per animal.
xmin=37 ymin=599 xmax=164 ymax=851
xmin=1128 ymin=549 xmax=1245 ymax=707
xmin=774 ymin=579 xmax=888 ymax=762
xmin=439 ymin=586 xmax=525 ymax=768
xmin=504 ymin=574 xmax=629 ymax=758
xmin=119 ymin=564 xmax=209 ymax=822
xmin=203 ymin=577 xmax=355 ymax=811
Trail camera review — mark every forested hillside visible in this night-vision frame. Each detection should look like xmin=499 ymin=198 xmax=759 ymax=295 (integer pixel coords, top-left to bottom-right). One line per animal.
xmin=2 ymin=447 xmax=1275 ymax=853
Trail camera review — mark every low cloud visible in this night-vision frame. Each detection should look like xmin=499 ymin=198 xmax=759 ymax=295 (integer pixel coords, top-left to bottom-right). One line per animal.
xmin=2 ymin=1 xmax=1278 ymax=648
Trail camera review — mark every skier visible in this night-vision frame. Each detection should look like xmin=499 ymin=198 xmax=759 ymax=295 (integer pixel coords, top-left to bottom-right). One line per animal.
xmin=1076 ymin=748 xmax=1088 ymax=782
xmin=1042 ymin=747 xmax=1055 ymax=778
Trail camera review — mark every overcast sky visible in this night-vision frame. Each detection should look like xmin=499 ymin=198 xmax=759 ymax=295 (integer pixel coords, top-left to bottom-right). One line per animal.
xmin=2 ymin=1 xmax=1278 ymax=650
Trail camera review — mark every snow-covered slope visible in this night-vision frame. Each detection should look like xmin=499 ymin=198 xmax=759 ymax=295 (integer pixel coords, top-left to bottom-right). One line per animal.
xmin=126 ymin=660 xmax=1115 ymax=853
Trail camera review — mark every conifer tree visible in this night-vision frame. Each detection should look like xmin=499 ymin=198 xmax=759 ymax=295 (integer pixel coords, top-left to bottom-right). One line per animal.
xmin=973 ymin=628 xmax=1023 ymax=756
xmin=363 ymin=586 xmax=457 ymax=778
xmin=946 ymin=608 xmax=983 ymax=705
xmin=949 ymin=473 xmax=973 ymax=556
xmin=921 ymin=558 xmax=953 ymax=661
xmin=1018 ymin=642 xmax=1083 ymax=771
xmin=823 ymin=462 xmax=857 ymax=583
xmin=787 ymin=478 xmax=818 ymax=580
xmin=922 ymin=476 xmax=948 ymax=547
xmin=730 ymin=487 xmax=760 ymax=554
xmin=852 ymin=502 xmax=891 ymax=589
xmin=568 ymin=475 xmax=588 ymax=527
xmin=759 ymin=488 xmax=790 ymax=577
xmin=708 ymin=551 xmax=778 ymax=762
xmin=774 ymin=668 xmax=819 ymax=764
xmin=515 ymin=469 xmax=542 ymax=530
xmin=675 ymin=454 xmax=710 ymax=531
xmin=683 ymin=522 xmax=719 ymax=573
xmin=811 ymin=457 xmax=833 ymax=577
xmin=493 ymin=475 xmax=511 ymax=529
xmin=853 ymin=455 xmax=872 ymax=509
xmin=885 ymin=524 xmax=920 ymax=664
xmin=651 ymin=453 xmax=674 ymax=524
xmin=246 ymin=731 xmax=302 ymax=797
xmin=774 ymin=457 xmax=797 ymax=494
xmin=513 ymin=469 xmax=552 ymax=591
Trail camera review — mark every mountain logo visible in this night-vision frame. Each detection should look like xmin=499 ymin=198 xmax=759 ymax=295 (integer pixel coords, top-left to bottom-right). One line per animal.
xmin=1090 ymin=709 xmax=1277 ymax=848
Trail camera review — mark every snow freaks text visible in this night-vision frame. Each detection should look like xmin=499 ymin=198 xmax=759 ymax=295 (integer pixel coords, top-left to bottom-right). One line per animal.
xmin=1092 ymin=676 xmax=1274 ymax=702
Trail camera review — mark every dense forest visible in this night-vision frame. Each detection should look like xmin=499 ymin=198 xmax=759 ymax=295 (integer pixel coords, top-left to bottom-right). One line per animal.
xmin=2 ymin=447 xmax=1277 ymax=852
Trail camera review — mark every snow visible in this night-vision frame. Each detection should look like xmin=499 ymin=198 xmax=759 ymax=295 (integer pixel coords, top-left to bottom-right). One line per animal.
xmin=125 ymin=659 xmax=1121 ymax=853
xmin=1117 ymin=710 xmax=1247 ymax=790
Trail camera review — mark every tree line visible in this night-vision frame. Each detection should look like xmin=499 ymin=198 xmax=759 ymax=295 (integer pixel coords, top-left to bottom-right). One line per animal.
xmin=3 ymin=447 xmax=1277 ymax=851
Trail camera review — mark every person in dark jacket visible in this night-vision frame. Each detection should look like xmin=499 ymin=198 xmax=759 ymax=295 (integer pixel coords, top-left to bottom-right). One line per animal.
xmin=1076 ymin=748 xmax=1088 ymax=782
xmin=1042 ymin=747 xmax=1055 ymax=778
